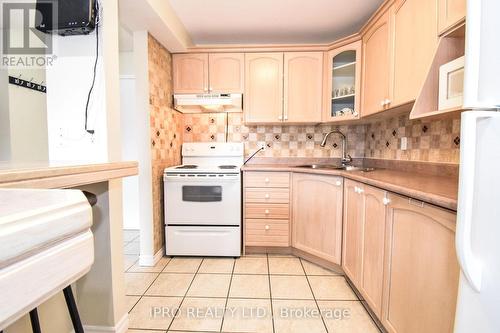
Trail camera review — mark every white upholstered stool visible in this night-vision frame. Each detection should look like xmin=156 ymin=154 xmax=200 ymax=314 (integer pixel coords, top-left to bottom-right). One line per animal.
xmin=0 ymin=189 xmax=95 ymax=332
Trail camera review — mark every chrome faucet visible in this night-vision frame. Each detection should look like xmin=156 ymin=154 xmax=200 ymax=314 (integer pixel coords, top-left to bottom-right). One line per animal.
xmin=320 ymin=130 xmax=352 ymax=166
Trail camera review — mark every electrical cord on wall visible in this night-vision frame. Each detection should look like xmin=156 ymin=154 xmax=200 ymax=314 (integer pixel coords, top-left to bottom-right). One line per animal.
xmin=84 ymin=0 xmax=100 ymax=135
xmin=225 ymin=112 xmax=229 ymax=142
xmin=244 ymin=146 xmax=264 ymax=165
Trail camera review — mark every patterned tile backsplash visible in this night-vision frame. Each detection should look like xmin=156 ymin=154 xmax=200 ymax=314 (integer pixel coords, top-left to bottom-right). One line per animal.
xmin=148 ymin=35 xmax=183 ymax=253
xmin=183 ymin=113 xmax=461 ymax=164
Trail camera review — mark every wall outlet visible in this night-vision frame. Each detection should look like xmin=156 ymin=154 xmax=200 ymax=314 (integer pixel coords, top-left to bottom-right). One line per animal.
xmin=400 ymin=137 xmax=408 ymax=150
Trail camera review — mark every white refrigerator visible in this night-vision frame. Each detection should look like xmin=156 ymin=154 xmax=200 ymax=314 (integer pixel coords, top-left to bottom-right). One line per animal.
xmin=454 ymin=0 xmax=500 ymax=332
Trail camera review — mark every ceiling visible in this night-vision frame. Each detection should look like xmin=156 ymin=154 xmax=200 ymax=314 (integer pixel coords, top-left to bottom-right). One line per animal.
xmin=168 ymin=0 xmax=384 ymax=45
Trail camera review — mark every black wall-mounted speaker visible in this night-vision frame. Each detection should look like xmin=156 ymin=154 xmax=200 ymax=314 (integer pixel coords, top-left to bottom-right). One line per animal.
xmin=35 ymin=0 xmax=96 ymax=36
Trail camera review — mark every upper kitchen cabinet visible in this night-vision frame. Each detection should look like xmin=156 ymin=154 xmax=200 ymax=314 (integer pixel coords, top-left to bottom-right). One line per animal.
xmin=361 ymin=7 xmax=393 ymax=117
xmin=323 ymin=41 xmax=362 ymax=122
xmin=244 ymin=53 xmax=284 ymax=124
xmin=284 ymin=52 xmax=323 ymax=123
xmin=173 ymin=53 xmax=209 ymax=93
xmin=392 ymin=0 xmax=439 ymax=106
xmin=382 ymin=193 xmax=459 ymax=333
xmin=208 ymin=53 xmax=245 ymax=93
xmin=173 ymin=53 xmax=244 ymax=94
xmin=292 ymin=173 xmax=343 ymax=264
xmin=438 ymin=0 xmax=466 ymax=35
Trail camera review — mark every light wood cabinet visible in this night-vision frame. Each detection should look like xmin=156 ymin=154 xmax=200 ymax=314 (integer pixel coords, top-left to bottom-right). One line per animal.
xmin=342 ymin=180 xmax=387 ymax=318
xmin=438 ymin=0 xmax=466 ymax=35
xmin=361 ymin=8 xmax=393 ymax=116
xmin=392 ymin=0 xmax=439 ymax=106
xmin=342 ymin=179 xmax=363 ymax=282
xmin=208 ymin=53 xmax=244 ymax=93
xmin=324 ymin=41 xmax=362 ymax=122
xmin=382 ymin=194 xmax=459 ymax=333
xmin=244 ymin=53 xmax=284 ymax=124
xmin=284 ymin=52 xmax=323 ymax=123
xmin=360 ymin=184 xmax=387 ymax=318
xmin=292 ymin=173 xmax=343 ymax=264
xmin=244 ymin=172 xmax=290 ymax=248
xmin=172 ymin=53 xmax=209 ymax=93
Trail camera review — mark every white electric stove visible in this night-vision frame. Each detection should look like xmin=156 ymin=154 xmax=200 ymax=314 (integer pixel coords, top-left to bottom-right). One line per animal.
xmin=163 ymin=142 xmax=244 ymax=257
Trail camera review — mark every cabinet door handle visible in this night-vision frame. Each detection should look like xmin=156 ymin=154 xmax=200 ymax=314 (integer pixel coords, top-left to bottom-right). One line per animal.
xmin=265 ymin=225 xmax=270 ymax=230
xmin=354 ymin=186 xmax=359 ymax=193
xmin=265 ymin=194 xmax=270 ymax=199
xmin=264 ymin=178 xmax=270 ymax=183
xmin=358 ymin=188 xmax=364 ymax=194
xmin=380 ymin=100 xmax=386 ymax=107
xmin=383 ymin=197 xmax=391 ymax=205
xmin=278 ymin=115 xmax=283 ymax=121
xmin=335 ymin=180 xmax=342 ymax=186
xmin=264 ymin=209 xmax=270 ymax=215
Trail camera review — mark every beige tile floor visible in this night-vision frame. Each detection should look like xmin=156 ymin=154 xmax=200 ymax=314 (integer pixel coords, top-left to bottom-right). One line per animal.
xmin=122 ymin=231 xmax=381 ymax=333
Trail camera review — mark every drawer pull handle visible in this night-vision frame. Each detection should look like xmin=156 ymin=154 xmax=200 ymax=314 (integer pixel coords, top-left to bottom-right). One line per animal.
xmin=265 ymin=225 xmax=270 ymax=230
xmin=265 ymin=194 xmax=270 ymax=199
xmin=265 ymin=209 xmax=270 ymax=215
xmin=264 ymin=178 xmax=270 ymax=183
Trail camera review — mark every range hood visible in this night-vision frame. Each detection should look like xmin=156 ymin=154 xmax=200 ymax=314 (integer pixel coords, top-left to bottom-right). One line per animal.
xmin=173 ymin=93 xmax=243 ymax=113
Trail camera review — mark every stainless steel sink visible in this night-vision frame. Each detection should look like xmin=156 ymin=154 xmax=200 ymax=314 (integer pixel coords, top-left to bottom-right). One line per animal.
xmin=295 ymin=164 xmax=343 ymax=170
xmin=294 ymin=164 xmax=375 ymax=172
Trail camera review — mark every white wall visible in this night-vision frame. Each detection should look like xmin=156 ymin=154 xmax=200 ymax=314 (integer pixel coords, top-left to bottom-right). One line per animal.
xmin=119 ymin=51 xmax=135 ymax=76
xmin=120 ymin=77 xmax=140 ymax=229
xmin=46 ymin=32 xmax=108 ymax=162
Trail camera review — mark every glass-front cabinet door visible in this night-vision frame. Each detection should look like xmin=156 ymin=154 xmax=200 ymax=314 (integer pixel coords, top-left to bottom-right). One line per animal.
xmin=323 ymin=40 xmax=362 ymax=122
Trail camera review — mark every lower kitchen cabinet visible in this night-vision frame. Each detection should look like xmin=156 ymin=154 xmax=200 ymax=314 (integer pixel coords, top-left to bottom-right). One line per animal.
xmin=343 ymin=179 xmax=387 ymax=318
xmin=382 ymin=193 xmax=459 ymax=333
xmin=292 ymin=173 xmax=343 ymax=264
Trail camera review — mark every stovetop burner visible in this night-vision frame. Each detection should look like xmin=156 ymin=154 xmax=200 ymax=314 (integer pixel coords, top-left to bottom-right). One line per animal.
xmin=218 ymin=165 xmax=237 ymax=169
xmin=176 ymin=165 xmax=198 ymax=169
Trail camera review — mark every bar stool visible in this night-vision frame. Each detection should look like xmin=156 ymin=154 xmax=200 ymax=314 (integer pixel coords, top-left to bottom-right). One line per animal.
xmin=0 ymin=190 xmax=97 ymax=333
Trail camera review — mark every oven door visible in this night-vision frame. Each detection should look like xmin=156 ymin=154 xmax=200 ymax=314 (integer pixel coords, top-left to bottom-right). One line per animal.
xmin=164 ymin=173 xmax=241 ymax=226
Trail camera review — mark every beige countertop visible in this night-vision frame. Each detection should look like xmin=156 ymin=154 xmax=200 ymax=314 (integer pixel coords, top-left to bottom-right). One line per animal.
xmin=0 ymin=161 xmax=139 ymax=189
xmin=242 ymin=164 xmax=459 ymax=211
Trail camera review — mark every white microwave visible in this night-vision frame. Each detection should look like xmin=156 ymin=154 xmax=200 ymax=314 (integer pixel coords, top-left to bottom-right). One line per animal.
xmin=439 ymin=56 xmax=465 ymax=111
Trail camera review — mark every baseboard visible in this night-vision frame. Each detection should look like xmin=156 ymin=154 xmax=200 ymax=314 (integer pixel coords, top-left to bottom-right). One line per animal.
xmin=81 ymin=313 xmax=129 ymax=333
xmin=139 ymin=246 xmax=164 ymax=266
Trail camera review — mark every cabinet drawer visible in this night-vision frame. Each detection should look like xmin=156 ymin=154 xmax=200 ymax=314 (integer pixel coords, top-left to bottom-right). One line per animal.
xmin=245 ymin=203 xmax=290 ymax=219
xmin=245 ymin=219 xmax=289 ymax=247
xmin=244 ymin=172 xmax=290 ymax=188
xmin=245 ymin=188 xmax=290 ymax=203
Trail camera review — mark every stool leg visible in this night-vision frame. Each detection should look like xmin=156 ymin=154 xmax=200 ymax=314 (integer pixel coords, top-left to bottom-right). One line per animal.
xmin=29 ymin=309 xmax=42 ymax=333
xmin=63 ymin=286 xmax=84 ymax=333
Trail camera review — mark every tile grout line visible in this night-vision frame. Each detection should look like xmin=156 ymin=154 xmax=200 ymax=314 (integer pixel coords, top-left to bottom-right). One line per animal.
xmin=166 ymin=257 xmax=204 ymax=332
xmin=266 ymin=253 xmax=276 ymax=333
xmin=219 ymin=258 xmax=236 ymax=332
xmin=299 ymin=257 xmax=330 ymax=333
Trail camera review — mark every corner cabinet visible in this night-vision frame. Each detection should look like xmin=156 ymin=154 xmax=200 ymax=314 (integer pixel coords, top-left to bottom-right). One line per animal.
xmin=361 ymin=7 xmax=393 ymax=116
xmin=244 ymin=53 xmax=284 ymax=124
xmin=343 ymin=180 xmax=387 ymax=318
xmin=323 ymin=41 xmax=362 ymax=122
xmin=292 ymin=173 xmax=343 ymax=264
xmin=382 ymin=193 xmax=459 ymax=333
